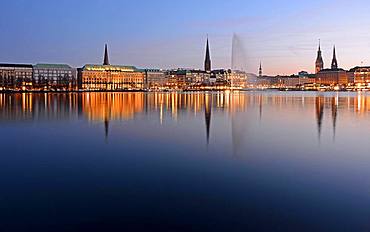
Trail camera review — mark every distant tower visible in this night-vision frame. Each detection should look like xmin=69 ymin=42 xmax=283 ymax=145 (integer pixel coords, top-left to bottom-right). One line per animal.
xmin=331 ymin=45 xmax=338 ymax=70
xmin=204 ymin=37 xmax=211 ymax=72
xmin=259 ymin=62 xmax=263 ymax=77
xmin=103 ymin=44 xmax=110 ymax=65
xmin=315 ymin=40 xmax=324 ymax=73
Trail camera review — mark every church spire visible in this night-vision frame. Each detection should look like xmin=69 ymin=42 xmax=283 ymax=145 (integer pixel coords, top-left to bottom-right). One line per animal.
xmin=103 ymin=44 xmax=110 ymax=66
xmin=259 ymin=61 xmax=263 ymax=77
xmin=204 ymin=36 xmax=211 ymax=72
xmin=331 ymin=45 xmax=338 ymax=70
xmin=315 ymin=40 xmax=324 ymax=73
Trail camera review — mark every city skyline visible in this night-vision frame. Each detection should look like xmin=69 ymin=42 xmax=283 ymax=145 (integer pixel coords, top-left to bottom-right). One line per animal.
xmin=3 ymin=2 xmax=370 ymax=230
xmin=1 ymin=0 xmax=370 ymax=75
xmin=1 ymin=40 xmax=368 ymax=92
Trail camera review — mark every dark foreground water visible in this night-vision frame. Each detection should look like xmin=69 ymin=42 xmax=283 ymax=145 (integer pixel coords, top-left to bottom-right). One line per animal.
xmin=1 ymin=91 xmax=370 ymax=231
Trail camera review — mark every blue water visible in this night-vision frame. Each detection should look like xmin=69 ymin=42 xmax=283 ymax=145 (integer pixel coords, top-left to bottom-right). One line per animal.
xmin=1 ymin=92 xmax=370 ymax=231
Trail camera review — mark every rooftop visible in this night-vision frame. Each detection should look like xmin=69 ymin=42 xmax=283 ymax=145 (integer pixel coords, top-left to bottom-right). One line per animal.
xmin=83 ymin=64 xmax=142 ymax=72
xmin=0 ymin=63 xmax=33 ymax=68
xmin=319 ymin=68 xmax=346 ymax=72
xmin=349 ymin=66 xmax=370 ymax=72
xmin=34 ymin=64 xmax=72 ymax=69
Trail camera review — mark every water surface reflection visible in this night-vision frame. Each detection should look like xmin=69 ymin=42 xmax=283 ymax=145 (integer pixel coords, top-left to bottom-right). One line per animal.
xmin=1 ymin=92 xmax=370 ymax=231
xmin=1 ymin=91 xmax=370 ymax=146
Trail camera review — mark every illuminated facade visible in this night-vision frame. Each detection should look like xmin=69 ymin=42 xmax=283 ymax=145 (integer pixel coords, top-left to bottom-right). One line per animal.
xmin=255 ymin=73 xmax=316 ymax=88
xmin=0 ymin=64 xmax=33 ymax=90
xmin=166 ymin=70 xmax=187 ymax=89
xmin=33 ymin=64 xmax=76 ymax=90
xmin=78 ymin=44 xmax=145 ymax=90
xmin=79 ymin=64 xmax=145 ymax=90
xmin=187 ymin=70 xmax=210 ymax=84
xmin=316 ymin=69 xmax=348 ymax=86
xmin=227 ymin=70 xmax=247 ymax=89
xmin=350 ymin=66 xmax=370 ymax=85
xmin=212 ymin=69 xmax=228 ymax=82
xmin=275 ymin=75 xmax=316 ymax=88
xmin=145 ymin=69 xmax=167 ymax=89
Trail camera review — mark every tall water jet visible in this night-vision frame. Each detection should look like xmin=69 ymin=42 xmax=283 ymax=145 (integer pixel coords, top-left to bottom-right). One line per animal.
xmin=231 ymin=33 xmax=247 ymax=71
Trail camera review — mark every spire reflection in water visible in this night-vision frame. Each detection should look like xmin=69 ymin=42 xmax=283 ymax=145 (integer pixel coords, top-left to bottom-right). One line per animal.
xmin=1 ymin=92 xmax=370 ymax=147
xmin=2 ymin=92 xmax=370 ymax=231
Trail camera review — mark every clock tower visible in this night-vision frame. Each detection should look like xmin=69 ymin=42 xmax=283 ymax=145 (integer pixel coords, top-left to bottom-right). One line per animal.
xmin=315 ymin=41 xmax=324 ymax=73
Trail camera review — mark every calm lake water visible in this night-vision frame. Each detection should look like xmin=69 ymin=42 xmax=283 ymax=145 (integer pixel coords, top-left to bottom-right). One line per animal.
xmin=1 ymin=91 xmax=370 ymax=231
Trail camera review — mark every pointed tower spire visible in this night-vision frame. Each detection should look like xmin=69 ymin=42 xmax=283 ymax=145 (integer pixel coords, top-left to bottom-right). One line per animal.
xmin=103 ymin=44 xmax=110 ymax=65
xmin=259 ymin=61 xmax=263 ymax=77
xmin=204 ymin=36 xmax=211 ymax=72
xmin=315 ymin=39 xmax=324 ymax=74
xmin=331 ymin=45 xmax=338 ymax=70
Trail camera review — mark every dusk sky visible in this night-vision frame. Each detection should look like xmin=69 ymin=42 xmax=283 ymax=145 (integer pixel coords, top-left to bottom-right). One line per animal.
xmin=1 ymin=0 xmax=370 ymax=75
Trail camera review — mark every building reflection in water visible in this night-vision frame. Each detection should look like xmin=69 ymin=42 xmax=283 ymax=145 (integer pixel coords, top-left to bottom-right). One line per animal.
xmin=316 ymin=95 xmax=324 ymax=140
xmin=332 ymin=95 xmax=338 ymax=141
xmin=2 ymin=92 xmax=370 ymax=148
xmin=230 ymin=92 xmax=248 ymax=157
xmin=259 ymin=94 xmax=263 ymax=121
xmin=0 ymin=93 xmax=81 ymax=121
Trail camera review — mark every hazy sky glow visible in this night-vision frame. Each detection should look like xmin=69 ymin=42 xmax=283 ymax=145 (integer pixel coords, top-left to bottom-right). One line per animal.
xmin=1 ymin=0 xmax=370 ymax=75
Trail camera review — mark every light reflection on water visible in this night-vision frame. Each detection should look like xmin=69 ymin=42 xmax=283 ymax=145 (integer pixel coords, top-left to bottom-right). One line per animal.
xmin=2 ymin=91 xmax=370 ymax=146
xmin=1 ymin=91 xmax=370 ymax=231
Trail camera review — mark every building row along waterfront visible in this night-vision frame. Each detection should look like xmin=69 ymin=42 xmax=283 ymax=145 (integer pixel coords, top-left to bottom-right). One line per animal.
xmin=0 ymin=63 xmax=76 ymax=91
xmin=4 ymin=39 xmax=370 ymax=91
xmin=0 ymin=64 xmax=249 ymax=91
xmin=254 ymin=43 xmax=369 ymax=90
xmin=77 ymin=42 xmax=249 ymax=91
